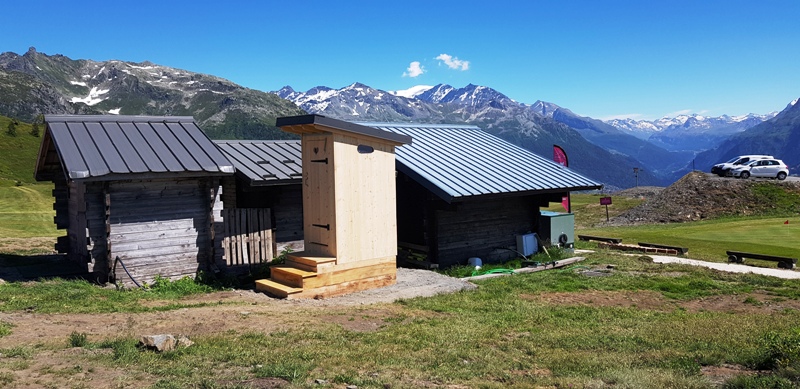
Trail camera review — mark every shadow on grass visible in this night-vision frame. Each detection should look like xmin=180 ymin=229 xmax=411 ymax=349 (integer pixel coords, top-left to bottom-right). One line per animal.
xmin=0 ymin=253 xmax=91 ymax=283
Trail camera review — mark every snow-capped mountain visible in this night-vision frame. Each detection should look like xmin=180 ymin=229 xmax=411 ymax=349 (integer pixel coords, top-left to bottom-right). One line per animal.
xmin=275 ymin=82 xmax=675 ymax=188
xmin=604 ymin=118 xmax=662 ymax=140
xmin=606 ymin=113 xmax=777 ymax=152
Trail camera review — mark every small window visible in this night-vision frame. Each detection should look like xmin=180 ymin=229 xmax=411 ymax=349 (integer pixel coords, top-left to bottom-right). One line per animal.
xmin=357 ymin=145 xmax=374 ymax=154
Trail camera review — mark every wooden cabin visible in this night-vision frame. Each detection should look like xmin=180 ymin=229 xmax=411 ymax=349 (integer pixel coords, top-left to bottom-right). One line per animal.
xmin=254 ymin=115 xmax=411 ymax=299
xmin=369 ymin=123 xmax=603 ymax=267
xmin=34 ymin=115 xmax=234 ymax=286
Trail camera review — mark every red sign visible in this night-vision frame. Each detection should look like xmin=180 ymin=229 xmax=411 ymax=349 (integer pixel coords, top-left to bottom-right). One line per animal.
xmin=600 ymin=197 xmax=612 ymax=205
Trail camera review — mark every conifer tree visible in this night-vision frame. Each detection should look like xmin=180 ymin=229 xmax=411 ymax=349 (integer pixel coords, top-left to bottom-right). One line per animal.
xmin=6 ymin=121 xmax=17 ymax=137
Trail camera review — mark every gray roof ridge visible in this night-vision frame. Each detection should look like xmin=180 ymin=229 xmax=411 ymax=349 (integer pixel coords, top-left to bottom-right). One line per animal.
xmin=356 ymin=122 xmax=481 ymax=130
xmin=44 ymin=115 xmax=196 ymax=123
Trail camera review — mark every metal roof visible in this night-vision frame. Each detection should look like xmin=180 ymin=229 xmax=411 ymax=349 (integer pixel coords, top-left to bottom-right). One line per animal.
xmin=214 ymin=140 xmax=302 ymax=186
xmin=363 ymin=122 xmax=603 ymax=203
xmin=39 ymin=115 xmax=234 ymax=181
xmin=277 ymin=114 xmax=412 ymax=145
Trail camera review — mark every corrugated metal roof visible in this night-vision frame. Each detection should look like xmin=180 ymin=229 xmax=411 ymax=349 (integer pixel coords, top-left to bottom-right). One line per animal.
xmin=41 ymin=115 xmax=234 ymax=181
xmin=277 ymin=114 xmax=412 ymax=145
xmin=363 ymin=123 xmax=603 ymax=203
xmin=214 ymin=140 xmax=302 ymax=186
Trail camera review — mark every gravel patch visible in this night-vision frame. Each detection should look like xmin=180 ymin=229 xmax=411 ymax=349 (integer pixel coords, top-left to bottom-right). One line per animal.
xmin=287 ymin=268 xmax=478 ymax=306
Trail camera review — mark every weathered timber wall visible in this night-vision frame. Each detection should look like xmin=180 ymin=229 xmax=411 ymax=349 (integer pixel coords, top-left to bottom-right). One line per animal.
xmin=107 ymin=178 xmax=211 ymax=287
xmin=434 ymin=196 xmax=542 ymax=268
xmin=232 ymin=184 xmax=303 ymax=244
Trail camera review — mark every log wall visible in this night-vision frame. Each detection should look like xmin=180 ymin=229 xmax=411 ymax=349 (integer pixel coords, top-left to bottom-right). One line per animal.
xmin=106 ymin=178 xmax=211 ymax=287
xmin=434 ymin=196 xmax=543 ymax=268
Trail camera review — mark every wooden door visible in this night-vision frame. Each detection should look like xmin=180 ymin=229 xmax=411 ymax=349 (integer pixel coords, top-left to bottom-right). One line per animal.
xmin=302 ymin=134 xmax=336 ymax=256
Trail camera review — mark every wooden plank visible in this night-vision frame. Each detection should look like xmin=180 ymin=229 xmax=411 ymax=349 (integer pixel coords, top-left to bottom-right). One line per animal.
xmin=294 ymin=274 xmax=396 ymax=299
xmin=638 ymin=242 xmax=689 ymax=255
xmin=578 ymin=235 xmax=622 ymax=244
xmin=306 ymin=261 xmax=395 ymax=289
xmin=241 ymin=208 xmax=250 ymax=265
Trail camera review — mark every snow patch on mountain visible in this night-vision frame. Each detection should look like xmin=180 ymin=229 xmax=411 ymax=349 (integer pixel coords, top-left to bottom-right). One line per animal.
xmin=70 ymin=86 xmax=109 ymax=106
xmin=389 ymin=85 xmax=434 ymax=98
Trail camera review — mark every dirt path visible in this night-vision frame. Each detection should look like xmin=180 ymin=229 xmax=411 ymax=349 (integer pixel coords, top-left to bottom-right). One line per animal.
xmin=0 ymin=268 xmax=476 ymax=348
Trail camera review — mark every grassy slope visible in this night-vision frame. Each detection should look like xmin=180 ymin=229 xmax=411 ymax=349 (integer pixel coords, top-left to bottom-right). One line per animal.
xmin=0 ymin=116 xmax=58 ymax=252
xmin=0 ymin=116 xmax=42 ymax=185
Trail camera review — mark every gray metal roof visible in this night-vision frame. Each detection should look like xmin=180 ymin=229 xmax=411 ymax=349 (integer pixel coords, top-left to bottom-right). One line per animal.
xmin=214 ymin=140 xmax=302 ymax=186
xmin=363 ymin=123 xmax=603 ymax=203
xmin=39 ymin=115 xmax=234 ymax=181
xmin=277 ymin=114 xmax=412 ymax=145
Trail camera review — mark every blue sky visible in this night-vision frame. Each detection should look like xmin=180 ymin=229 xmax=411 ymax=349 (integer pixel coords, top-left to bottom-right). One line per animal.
xmin=3 ymin=0 xmax=799 ymax=120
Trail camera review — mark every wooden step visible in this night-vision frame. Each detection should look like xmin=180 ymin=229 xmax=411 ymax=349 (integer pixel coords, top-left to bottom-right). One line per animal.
xmin=286 ymin=253 xmax=336 ymax=272
xmin=255 ymin=279 xmax=302 ymax=298
xmin=304 ymin=261 xmax=396 ymax=289
xmin=270 ymin=266 xmax=316 ymax=288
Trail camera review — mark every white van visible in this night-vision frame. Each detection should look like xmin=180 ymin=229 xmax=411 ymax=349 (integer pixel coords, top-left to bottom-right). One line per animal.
xmin=711 ymin=155 xmax=773 ymax=177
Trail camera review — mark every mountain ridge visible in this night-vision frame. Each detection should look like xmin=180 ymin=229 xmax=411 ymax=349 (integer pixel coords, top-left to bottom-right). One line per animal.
xmin=0 ymin=47 xmax=305 ymax=139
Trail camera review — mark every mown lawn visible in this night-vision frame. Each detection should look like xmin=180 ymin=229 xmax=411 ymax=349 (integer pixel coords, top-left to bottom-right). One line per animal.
xmin=579 ymin=216 xmax=800 ymax=262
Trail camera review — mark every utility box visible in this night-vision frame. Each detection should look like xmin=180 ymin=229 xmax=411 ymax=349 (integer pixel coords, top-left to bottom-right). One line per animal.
xmin=539 ymin=211 xmax=575 ymax=248
xmin=516 ymin=233 xmax=538 ymax=256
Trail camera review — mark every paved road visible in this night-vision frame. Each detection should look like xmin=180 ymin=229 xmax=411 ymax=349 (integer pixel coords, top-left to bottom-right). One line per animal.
xmin=575 ymin=249 xmax=800 ymax=279
xmin=649 ymin=255 xmax=800 ymax=279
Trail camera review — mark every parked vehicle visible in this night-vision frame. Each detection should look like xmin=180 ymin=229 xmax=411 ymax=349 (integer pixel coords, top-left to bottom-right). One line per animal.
xmin=711 ymin=155 xmax=774 ymax=177
xmin=730 ymin=159 xmax=789 ymax=180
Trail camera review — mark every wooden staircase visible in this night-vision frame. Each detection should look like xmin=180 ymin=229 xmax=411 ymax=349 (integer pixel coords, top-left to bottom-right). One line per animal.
xmin=255 ymin=253 xmax=397 ymax=299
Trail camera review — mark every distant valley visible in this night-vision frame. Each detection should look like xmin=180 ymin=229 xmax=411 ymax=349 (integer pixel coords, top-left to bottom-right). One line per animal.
xmin=1 ymin=47 xmax=797 ymax=189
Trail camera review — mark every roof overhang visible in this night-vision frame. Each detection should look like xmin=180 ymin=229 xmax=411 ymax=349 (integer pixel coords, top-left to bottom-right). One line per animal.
xmin=277 ymin=114 xmax=412 ymax=146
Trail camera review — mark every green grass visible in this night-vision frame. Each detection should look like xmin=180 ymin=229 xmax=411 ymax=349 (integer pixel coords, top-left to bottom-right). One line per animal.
xmin=545 ymin=193 xmax=645 ymax=228
xmin=0 ymin=320 xmax=12 ymax=338
xmin=19 ymin=253 xmax=799 ymax=388
xmin=0 ymin=276 xmax=222 ymax=314
xmin=0 ymin=183 xmax=58 ymax=238
xmin=579 ymin=216 xmax=800 ymax=262
xmin=0 ymin=115 xmax=42 ymax=185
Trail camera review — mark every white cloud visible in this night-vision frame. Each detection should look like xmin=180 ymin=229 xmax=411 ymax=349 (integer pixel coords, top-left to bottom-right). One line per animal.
xmin=403 ymin=61 xmax=425 ymax=78
xmin=435 ymin=54 xmax=470 ymax=71
xmin=666 ymin=109 xmax=692 ymax=116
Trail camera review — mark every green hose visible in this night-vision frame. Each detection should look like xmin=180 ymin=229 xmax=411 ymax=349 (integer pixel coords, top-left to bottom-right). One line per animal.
xmin=471 ymin=268 xmax=516 ymax=277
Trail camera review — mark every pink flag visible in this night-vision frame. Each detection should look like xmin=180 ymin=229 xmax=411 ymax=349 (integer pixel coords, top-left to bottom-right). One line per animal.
xmin=553 ymin=145 xmax=568 ymax=167
xmin=553 ymin=145 xmax=570 ymax=212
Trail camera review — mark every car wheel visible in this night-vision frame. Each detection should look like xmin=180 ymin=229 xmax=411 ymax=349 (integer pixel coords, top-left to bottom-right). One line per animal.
xmin=777 ymin=172 xmax=787 ymax=180
xmin=741 ymin=171 xmax=750 ymax=179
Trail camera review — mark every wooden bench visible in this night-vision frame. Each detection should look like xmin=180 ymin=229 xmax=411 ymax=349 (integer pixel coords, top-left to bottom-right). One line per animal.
xmin=577 ymin=235 xmax=622 ymax=244
xmin=726 ymin=250 xmax=798 ymax=269
xmin=639 ymin=242 xmax=689 ymax=255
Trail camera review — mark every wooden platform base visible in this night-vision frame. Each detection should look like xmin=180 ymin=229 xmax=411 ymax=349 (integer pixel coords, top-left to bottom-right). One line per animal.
xmin=255 ymin=253 xmax=397 ymax=299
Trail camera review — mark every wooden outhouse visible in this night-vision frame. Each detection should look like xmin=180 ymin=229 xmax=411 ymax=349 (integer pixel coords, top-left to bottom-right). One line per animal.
xmin=34 ymin=115 xmax=234 ymax=286
xmin=255 ymin=115 xmax=411 ymax=298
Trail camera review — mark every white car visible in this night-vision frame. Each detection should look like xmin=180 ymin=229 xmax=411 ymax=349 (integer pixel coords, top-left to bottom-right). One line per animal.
xmin=731 ymin=159 xmax=789 ymax=180
xmin=711 ymin=155 xmax=774 ymax=177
